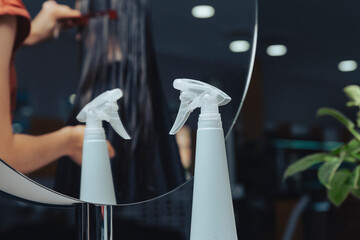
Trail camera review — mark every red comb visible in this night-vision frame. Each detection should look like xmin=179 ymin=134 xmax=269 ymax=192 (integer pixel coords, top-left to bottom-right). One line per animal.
xmin=59 ymin=10 xmax=118 ymax=27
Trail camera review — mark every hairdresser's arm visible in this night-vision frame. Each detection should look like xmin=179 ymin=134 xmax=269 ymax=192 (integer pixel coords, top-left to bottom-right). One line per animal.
xmin=24 ymin=1 xmax=81 ymax=46
xmin=0 ymin=16 xmax=115 ymax=174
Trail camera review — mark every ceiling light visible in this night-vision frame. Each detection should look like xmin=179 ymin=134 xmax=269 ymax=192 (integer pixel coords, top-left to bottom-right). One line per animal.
xmin=266 ymin=44 xmax=287 ymax=57
xmin=192 ymin=5 xmax=215 ymax=19
xmin=229 ymin=40 xmax=250 ymax=53
xmin=338 ymin=60 xmax=358 ymax=72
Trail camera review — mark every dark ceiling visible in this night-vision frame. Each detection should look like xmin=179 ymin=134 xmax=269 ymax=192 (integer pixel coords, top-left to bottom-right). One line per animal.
xmin=17 ymin=0 xmax=360 ymax=134
xmin=257 ymin=0 xmax=360 ymax=127
xmin=150 ymin=0 xmax=255 ymax=66
xmin=17 ymin=0 xmax=256 ymax=125
xmin=259 ymin=0 xmax=360 ymax=82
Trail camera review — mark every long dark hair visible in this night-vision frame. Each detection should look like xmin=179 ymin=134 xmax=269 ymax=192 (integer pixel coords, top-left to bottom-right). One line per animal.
xmin=55 ymin=0 xmax=185 ymax=203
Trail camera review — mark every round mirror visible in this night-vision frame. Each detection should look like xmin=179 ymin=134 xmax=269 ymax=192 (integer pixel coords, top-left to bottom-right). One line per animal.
xmin=11 ymin=0 xmax=257 ymax=205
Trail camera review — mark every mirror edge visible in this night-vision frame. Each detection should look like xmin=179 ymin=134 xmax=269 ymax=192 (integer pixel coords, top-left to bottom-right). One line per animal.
xmin=225 ymin=0 xmax=258 ymax=141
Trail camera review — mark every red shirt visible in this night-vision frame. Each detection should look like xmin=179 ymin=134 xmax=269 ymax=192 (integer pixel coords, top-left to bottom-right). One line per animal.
xmin=0 ymin=0 xmax=31 ymax=110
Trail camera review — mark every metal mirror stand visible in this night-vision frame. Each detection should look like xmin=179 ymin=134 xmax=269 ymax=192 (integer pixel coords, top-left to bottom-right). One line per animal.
xmin=78 ymin=204 xmax=113 ymax=240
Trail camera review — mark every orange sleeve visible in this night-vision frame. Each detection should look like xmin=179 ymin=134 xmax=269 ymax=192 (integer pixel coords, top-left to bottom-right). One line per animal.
xmin=0 ymin=0 xmax=31 ymax=50
xmin=0 ymin=0 xmax=31 ymax=112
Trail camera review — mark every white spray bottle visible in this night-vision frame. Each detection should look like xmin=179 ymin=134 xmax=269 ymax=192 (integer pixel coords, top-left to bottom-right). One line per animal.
xmin=77 ymin=88 xmax=130 ymax=205
xmin=170 ymin=79 xmax=237 ymax=240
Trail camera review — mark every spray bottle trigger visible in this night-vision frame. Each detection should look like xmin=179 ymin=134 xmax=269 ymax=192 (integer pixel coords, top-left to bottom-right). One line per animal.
xmin=169 ymin=101 xmax=192 ymax=135
xmin=109 ymin=114 xmax=131 ymax=139
xmin=76 ymin=88 xmax=131 ymax=140
xmin=169 ymin=78 xmax=231 ymax=135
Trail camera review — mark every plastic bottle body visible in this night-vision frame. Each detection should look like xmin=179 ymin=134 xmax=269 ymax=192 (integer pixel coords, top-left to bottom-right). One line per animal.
xmin=80 ymin=139 xmax=116 ymax=205
xmin=168 ymin=78 xmax=236 ymax=239
xmin=77 ymin=88 xmax=129 ymax=206
xmin=190 ymin=127 xmax=238 ymax=240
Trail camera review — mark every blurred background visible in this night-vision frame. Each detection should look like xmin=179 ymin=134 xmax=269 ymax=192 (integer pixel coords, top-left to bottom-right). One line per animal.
xmin=2 ymin=0 xmax=360 ymax=239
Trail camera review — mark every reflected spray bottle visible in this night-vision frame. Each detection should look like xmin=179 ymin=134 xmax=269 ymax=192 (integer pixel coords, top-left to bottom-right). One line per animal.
xmin=170 ymin=79 xmax=237 ymax=240
xmin=77 ymin=88 xmax=130 ymax=205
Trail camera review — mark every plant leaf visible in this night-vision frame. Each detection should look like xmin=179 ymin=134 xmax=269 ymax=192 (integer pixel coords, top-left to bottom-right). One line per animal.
xmin=351 ymin=166 xmax=360 ymax=199
xmin=318 ymin=157 xmax=342 ymax=189
xmin=350 ymin=152 xmax=360 ymax=161
xmin=342 ymin=139 xmax=360 ymax=161
xmin=352 ymin=188 xmax=360 ymax=199
xmin=344 ymin=85 xmax=360 ymax=108
xmin=317 ymin=108 xmax=360 ymax=141
xmin=328 ymin=170 xmax=352 ymax=207
xmin=344 ymin=156 xmax=356 ymax=163
xmin=330 ymin=139 xmax=359 ymax=155
xmin=324 ymin=156 xmax=338 ymax=162
xmin=284 ymin=153 xmax=327 ymax=180
xmin=351 ymin=166 xmax=360 ymax=198
xmin=317 ymin=108 xmax=354 ymax=129
xmin=350 ymin=147 xmax=360 ymax=155
xmin=346 ymin=138 xmax=360 ymax=150
xmin=352 ymin=166 xmax=360 ymax=189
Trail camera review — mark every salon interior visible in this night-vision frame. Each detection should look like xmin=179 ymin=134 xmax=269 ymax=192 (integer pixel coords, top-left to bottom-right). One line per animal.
xmin=1 ymin=0 xmax=360 ymax=239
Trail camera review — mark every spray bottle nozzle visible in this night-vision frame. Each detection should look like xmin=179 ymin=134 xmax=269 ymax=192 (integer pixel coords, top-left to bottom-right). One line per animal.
xmin=169 ymin=78 xmax=231 ymax=135
xmin=77 ymin=88 xmax=131 ymax=140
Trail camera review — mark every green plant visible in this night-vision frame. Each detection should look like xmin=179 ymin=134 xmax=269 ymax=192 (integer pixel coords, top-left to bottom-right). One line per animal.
xmin=284 ymin=85 xmax=360 ymax=206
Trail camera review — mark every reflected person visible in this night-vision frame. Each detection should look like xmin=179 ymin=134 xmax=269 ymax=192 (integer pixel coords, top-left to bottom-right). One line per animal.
xmin=0 ymin=0 xmax=115 ymax=173
xmin=55 ymin=0 xmax=186 ymax=203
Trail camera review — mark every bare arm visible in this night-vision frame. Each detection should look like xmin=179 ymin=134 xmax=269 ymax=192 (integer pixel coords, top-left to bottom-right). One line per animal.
xmin=0 ymin=15 xmax=105 ymax=174
xmin=23 ymin=1 xmax=81 ymax=46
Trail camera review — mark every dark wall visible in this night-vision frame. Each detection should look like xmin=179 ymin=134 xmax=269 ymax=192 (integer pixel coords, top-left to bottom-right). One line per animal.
xmin=15 ymin=0 xmax=79 ymax=120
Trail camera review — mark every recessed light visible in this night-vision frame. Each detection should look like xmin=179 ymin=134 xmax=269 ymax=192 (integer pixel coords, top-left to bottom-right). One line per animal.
xmin=266 ymin=44 xmax=287 ymax=57
xmin=229 ymin=40 xmax=250 ymax=53
xmin=338 ymin=60 xmax=358 ymax=72
xmin=192 ymin=5 xmax=215 ymax=19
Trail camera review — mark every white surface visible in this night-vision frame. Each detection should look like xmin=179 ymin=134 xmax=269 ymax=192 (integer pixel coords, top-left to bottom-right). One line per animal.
xmin=190 ymin=128 xmax=237 ymax=240
xmin=0 ymin=160 xmax=81 ymax=205
xmin=80 ymin=140 xmax=117 ymax=205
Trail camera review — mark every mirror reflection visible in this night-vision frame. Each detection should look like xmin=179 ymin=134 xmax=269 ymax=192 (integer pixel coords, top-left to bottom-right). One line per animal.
xmin=4 ymin=0 xmax=257 ymax=205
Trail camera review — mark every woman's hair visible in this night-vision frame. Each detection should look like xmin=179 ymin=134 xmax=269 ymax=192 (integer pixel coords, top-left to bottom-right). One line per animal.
xmin=55 ymin=0 xmax=185 ymax=203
